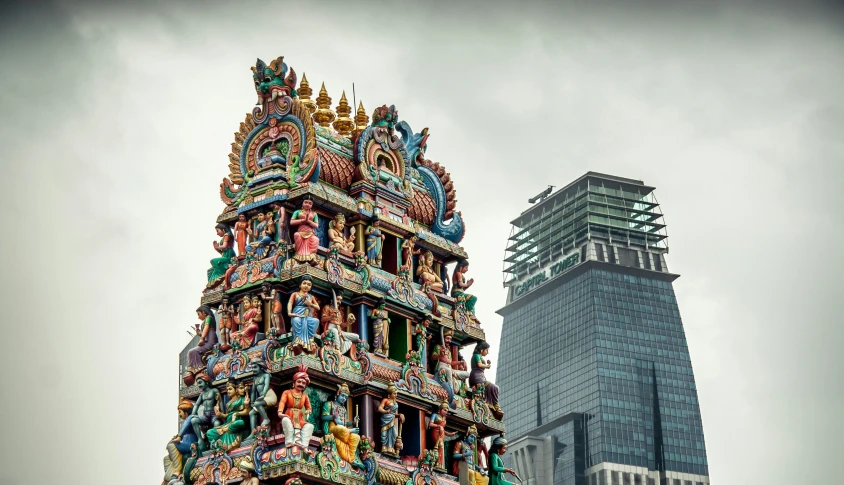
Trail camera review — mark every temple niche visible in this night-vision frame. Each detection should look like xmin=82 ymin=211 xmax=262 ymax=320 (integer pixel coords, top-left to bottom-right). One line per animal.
xmin=166 ymin=55 xmax=509 ymax=485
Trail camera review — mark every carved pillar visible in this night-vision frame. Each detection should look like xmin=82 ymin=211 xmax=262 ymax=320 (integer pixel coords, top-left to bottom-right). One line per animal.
xmin=357 ymin=303 xmax=369 ymax=343
xmin=360 ymin=394 xmax=376 ymax=443
xmin=354 ymin=221 xmax=365 ymax=253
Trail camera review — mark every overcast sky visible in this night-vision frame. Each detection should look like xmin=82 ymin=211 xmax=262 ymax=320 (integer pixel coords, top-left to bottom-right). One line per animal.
xmin=1 ymin=0 xmax=842 ymax=484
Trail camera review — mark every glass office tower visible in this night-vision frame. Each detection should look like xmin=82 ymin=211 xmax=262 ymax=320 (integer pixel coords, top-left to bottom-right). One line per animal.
xmin=496 ymin=173 xmax=709 ymax=485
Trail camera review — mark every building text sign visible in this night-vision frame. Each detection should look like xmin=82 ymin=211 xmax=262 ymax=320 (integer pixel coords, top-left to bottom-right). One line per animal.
xmin=513 ymin=251 xmax=580 ymax=298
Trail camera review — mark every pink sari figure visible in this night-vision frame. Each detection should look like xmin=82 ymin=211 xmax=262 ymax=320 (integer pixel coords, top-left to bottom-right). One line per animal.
xmin=291 ymin=199 xmax=319 ymax=264
xmin=231 ymin=296 xmax=262 ymax=350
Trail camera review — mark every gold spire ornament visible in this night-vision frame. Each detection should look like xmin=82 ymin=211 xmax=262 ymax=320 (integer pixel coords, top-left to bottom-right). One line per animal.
xmin=298 ymin=73 xmax=316 ymax=114
xmin=313 ymin=82 xmax=336 ymax=128
xmin=353 ymin=101 xmax=369 ymax=137
xmin=333 ymin=91 xmax=354 ymax=137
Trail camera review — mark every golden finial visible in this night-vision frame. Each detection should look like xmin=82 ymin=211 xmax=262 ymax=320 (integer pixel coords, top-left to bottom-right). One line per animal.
xmin=298 ymin=73 xmax=316 ymax=114
xmin=333 ymin=91 xmax=354 ymax=137
xmin=353 ymin=101 xmax=369 ymax=137
xmin=313 ymin=82 xmax=336 ymax=128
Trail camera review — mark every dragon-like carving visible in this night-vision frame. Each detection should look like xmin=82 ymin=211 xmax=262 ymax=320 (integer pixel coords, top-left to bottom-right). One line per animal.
xmin=417 ymin=163 xmax=464 ymax=243
xmin=252 ymin=56 xmax=297 ymax=104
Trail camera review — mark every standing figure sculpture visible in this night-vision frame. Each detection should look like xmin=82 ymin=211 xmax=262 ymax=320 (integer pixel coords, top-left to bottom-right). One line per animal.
xmin=231 ymin=295 xmax=262 ymax=350
xmin=417 ymin=250 xmax=444 ymax=293
xmin=261 ymin=284 xmax=286 ymax=337
xmin=234 ymin=213 xmax=249 ymax=256
xmin=400 ymin=235 xmax=421 ymax=272
xmin=377 ymin=384 xmax=404 ymax=456
xmin=451 ymin=259 xmax=478 ymax=318
xmin=218 ymin=297 xmax=235 ymax=350
xmin=321 ymin=383 xmax=361 ymax=465
xmin=206 ymin=379 xmax=250 ymax=451
xmin=453 ymin=425 xmax=489 ymax=485
xmin=364 ymin=220 xmax=385 ymax=267
xmin=189 ymin=373 xmax=222 ymax=450
xmin=278 ymin=365 xmax=315 ymax=449
xmin=413 ymin=315 xmax=433 ymax=354
xmin=320 ymin=292 xmax=360 ymax=358
xmin=488 ymin=435 xmax=517 ymax=485
xmin=291 ymin=197 xmax=320 ymax=265
xmin=328 ymin=213 xmax=356 ymax=253
xmin=469 ymin=341 xmax=502 ymax=415
xmin=162 ymin=399 xmax=198 ymax=485
xmin=188 ymin=306 xmax=218 ymax=372
xmin=432 ymin=329 xmax=470 ymax=408
xmin=369 ymin=298 xmax=390 ymax=356
xmin=288 ymin=276 xmax=321 ymax=354
xmin=246 ymin=357 xmax=277 ymax=440
xmin=207 ymin=223 xmax=236 ymax=286
xmin=428 ymin=402 xmax=457 ymax=470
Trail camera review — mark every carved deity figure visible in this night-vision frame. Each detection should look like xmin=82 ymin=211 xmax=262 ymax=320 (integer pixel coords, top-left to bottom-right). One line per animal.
xmin=291 ymin=198 xmax=320 ymax=265
xmin=246 ymin=358 xmax=277 ymax=440
xmin=489 ymin=435 xmax=517 ymax=485
xmin=188 ymin=306 xmax=218 ymax=371
xmin=320 ymin=292 xmax=360 ymax=358
xmin=207 ymin=224 xmax=236 ymax=285
xmin=417 ymin=250 xmax=443 ymax=293
xmin=261 ymin=284 xmax=286 ymax=337
xmin=321 ymin=383 xmax=361 ymax=465
xmin=413 ymin=315 xmax=433 ymax=355
xmin=237 ymin=459 xmax=260 ymax=485
xmin=234 ymin=214 xmax=249 ymax=256
xmin=189 ymin=373 xmax=222 ymax=450
xmin=246 ymin=212 xmax=276 ymax=258
xmin=401 ymin=235 xmax=421 ymax=273
xmin=377 ymin=385 xmax=404 ymax=456
xmin=364 ymin=220 xmax=385 ymax=267
xmin=231 ymin=295 xmax=262 ymax=350
xmin=469 ymin=341 xmax=502 ymax=414
xmin=278 ymin=365 xmax=315 ymax=448
xmin=451 ymin=259 xmax=478 ymax=317
xmin=206 ymin=380 xmax=250 ymax=451
xmin=369 ymin=298 xmax=390 ymax=356
xmin=432 ymin=329 xmax=470 ymax=408
xmin=428 ymin=402 xmax=457 ymax=470
xmin=328 ymin=213 xmax=356 ymax=253
xmin=453 ymin=425 xmax=489 ymax=485
xmin=217 ymin=297 xmax=234 ymax=350
xmin=288 ymin=276 xmax=321 ymax=354
xmin=162 ymin=399 xmax=198 ymax=484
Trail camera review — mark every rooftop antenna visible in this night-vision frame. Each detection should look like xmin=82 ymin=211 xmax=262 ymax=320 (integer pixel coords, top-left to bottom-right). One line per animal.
xmin=352 ymin=82 xmax=356 ymax=121
xmin=528 ymin=185 xmax=555 ymax=204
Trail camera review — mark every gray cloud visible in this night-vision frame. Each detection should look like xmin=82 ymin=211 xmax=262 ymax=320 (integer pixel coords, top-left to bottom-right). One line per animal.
xmin=1 ymin=1 xmax=841 ymax=483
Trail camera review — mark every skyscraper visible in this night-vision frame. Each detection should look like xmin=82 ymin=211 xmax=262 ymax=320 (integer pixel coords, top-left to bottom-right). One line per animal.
xmin=496 ymin=172 xmax=709 ymax=485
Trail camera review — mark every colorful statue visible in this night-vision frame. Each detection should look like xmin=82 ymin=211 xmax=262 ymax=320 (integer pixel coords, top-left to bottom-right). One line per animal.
xmin=369 ymin=298 xmax=390 ymax=356
xmin=321 ymin=383 xmax=361 ymax=465
xmin=488 ymin=435 xmax=517 ymax=485
xmin=188 ymin=306 xmax=218 ymax=371
xmin=206 ymin=379 xmax=250 ymax=451
xmin=428 ymin=402 xmax=457 ymax=470
xmin=320 ymin=292 xmax=360 ymax=358
xmin=237 ymin=458 xmax=260 ymax=485
xmin=246 ymin=211 xmax=276 ymax=258
xmin=288 ymin=275 xmax=321 ymax=354
xmin=453 ymin=425 xmax=488 ymax=485
xmin=291 ymin=197 xmax=320 ymax=265
xmin=234 ymin=213 xmax=249 ymax=256
xmin=401 ymin=235 xmax=421 ymax=272
xmin=432 ymin=329 xmax=470 ymax=408
xmin=413 ymin=315 xmax=433 ymax=354
xmin=469 ymin=341 xmax=502 ymax=414
xmin=278 ymin=365 xmax=315 ymax=448
xmin=364 ymin=220 xmax=385 ymax=267
xmin=162 ymin=399 xmax=198 ymax=484
xmin=377 ymin=384 xmax=404 ymax=456
xmin=252 ymin=56 xmax=298 ymax=102
xmin=231 ymin=295 xmax=262 ymax=350
xmin=329 ymin=213 xmax=356 ymax=253
xmin=246 ymin=358 xmax=277 ymax=440
xmin=218 ymin=297 xmax=235 ymax=349
xmin=207 ymin=223 xmax=236 ymax=285
xmin=189 ymin=372 xmax=222 ymax=450
xmin=417 ymin=250 xmax=443 ymax=293
xmin=451 ymin=259 xmax=478 ymax=317
xmin=261 ymin=284 xmax=286 ymax=337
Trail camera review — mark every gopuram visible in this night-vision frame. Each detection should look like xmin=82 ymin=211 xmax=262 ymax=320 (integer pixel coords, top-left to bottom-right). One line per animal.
xmin=161 ymin=56 xmax=516 ymax=485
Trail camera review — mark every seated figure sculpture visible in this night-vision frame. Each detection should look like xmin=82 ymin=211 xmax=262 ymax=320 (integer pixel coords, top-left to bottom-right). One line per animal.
xmin=453 ymin=425 xmax=489 ymax=485
xmin=278 ymin=365 xmax=315 ymax=449
xmin=162 ymin=399 xmax=198 ymax=484
xmin=328 ymin=213 xmax=356 ymax=253
xmin=320 ymin=292 xmax=360 ymax=358
xmin=206 ymin=380 xmax=250 ymax=451
xmin=321 ymin=383 xmax=361 ymax=465
xmin=188 ymin=373 xmax=222 ymax=450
